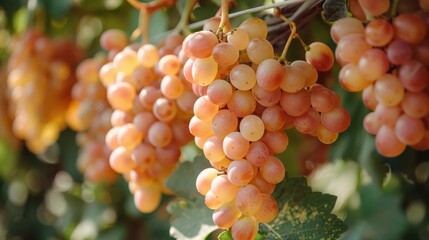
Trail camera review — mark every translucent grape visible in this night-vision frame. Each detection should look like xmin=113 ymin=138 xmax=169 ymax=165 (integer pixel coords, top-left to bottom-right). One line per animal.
xmin=206 ymin=79 xmax=233 ymax=105
xmin=330 ymin=17 xmax=365 ymax=43
xmin=359 ymin=0 xmax=390 ymax=16
xmin=358 ymin=48 xmax=390 ymax=81
xmin=246 ymin=141 xmax=270 ymax=167
xmin=231 ymin=216 xmax=258 ymax=240
xmin=158 ymin=54 xmax=180 ymax=75
xmin=227 ymin=28 xmax=250 ymax=50
xmin=131 ymin=143 xmax=156 ymax=169
xmin=193 ymin=95 xmax=219 ymax=121
xmin=211 ymin=175 xmax=239 ymax=202
xmin=189 ymin=115 xmax=213 ymax=139
xmin=260 ymin=131 xmax=289 ymax=154
xmin=253 ymin=194 xmax=278 ymax=223
xmin=227 ymin=159 xmax=254 ymax=186
xmin=117 ymin=123 xmax=143 ymax=150
xmin=261 ymin=105 xmax=287 ymax=132
xmin=374 ymin=74 xmax=404 ymax=106
xmin=365 ymin=19 xmax=394 ymax=47
xmin=203 ymin=136 xmax=226 ymax=163
xmin=147 ymin=121 xmax=173 ymax=147
xmin=134 ymin=185 xmax=161 ymax=213
xmin=375 ymin=125 xmax=406 ymax=157
xmin=294 ymin=108 xmax=321 ymax=134
xmin=223 ymin=132 xmax=250 ymax=160
xmin=235 ymin=184 xmax=262 ymax=215
xmin=310 ymin=84 xmax=337 ymax=112
xmin=305 ymin=42 xmax=334 ymax=71
xmin=212 ymin=42 xmax=239 ymax=66
xmin=137 ymin=44 xmax=159 ymax=68
xmin=374 ymin=103 xmax=401 ymax=127
xmin=239 ymin=115 xmax=265 ymax=142
xmin=246 ymin=38 xmax=274 ymax=64
xmin=280 ymin=89 xmax=311 ymax=117
xmin=185 ymin=31 xmax=219 ymax=58
xmin=393 ymin=13 xmax=427 ymax=44
xmin=386 ymin=40 xmax=413 ymax=65
xmin=399 ymin=60 xmax=429 ymax=92
xmin=230 ymin=64 xmax=257 ymax=91
xmin=252 ymin=84 xmax=281 ymax=107
xmin=320 ymin=106 xmax=351 ymax=133
xmin=109 ymin=146 xmax=136 ymax=174
xmin=291 ymin=60 xmax=318 ymax=87
xmin=211 ymin=109 xmax=238 ymax=139
xmin=152 ymin=97 xmax=177 ymax=122
xmin=336 ymin=34 xmax=372 ymax=64
xmin=280 ymin=64 xmax=306 ymax=93
xmin=239 ymin=17 xmax=268 ymax=39
xmin=395 ymin=114 xmax=425 ymax=145
xmin=227 ymin=90 xmax=256 ymax=118
xmin=192 ymin=57 xmax=218 ymax=86
xmin=260 ymin=156 xmax=285 ymax=184
xmin=212 ymin=201 xmax=241 ymax=229
xmin=401 ymin=91 xmax=429 ymax=118
xmin=256 ymin=59 xmax=283 ymax=91
xmin=107 ymin=81 xmax=136 ymax=111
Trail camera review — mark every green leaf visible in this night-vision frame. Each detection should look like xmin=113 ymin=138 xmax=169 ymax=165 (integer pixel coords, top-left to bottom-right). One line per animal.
xmin=218 ymin=230 xmax=233 ymax=240
xmin=340 ymin=184 xmax=407 ymax=240
xmin=322 ymin=0 xmax=348 ymax=22
xmin=0 ymin=139 xmax=18 ymax=179
xmin=168 ymin=197 xmax=218 ymax=240
xmin=261 ymin=177 xmax=347 ymax=240
xmin=165 ymin=155 xmax=212 ymax=198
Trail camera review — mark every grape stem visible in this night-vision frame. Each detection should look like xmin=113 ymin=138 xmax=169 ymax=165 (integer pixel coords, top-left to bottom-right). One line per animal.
xmin=217 ymin=0 xmax=232 ymax=37
xmin=151 ymin=0 xmax=311 ymax=43
xmin=390 ymin=0 xmax=400 ymax=16
xmin=277 ymin=13 xmax=297 ymax=61
xmin=127 ymin=0 xmax=176 ymax=43
xmin=295 ymin=33 xmax=310 ymax=51
xmin=172 ymin=0 xmax=197 ymax=36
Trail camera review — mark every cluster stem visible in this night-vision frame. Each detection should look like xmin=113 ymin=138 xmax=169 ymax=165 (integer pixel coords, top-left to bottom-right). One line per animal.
xmin=217 ymin=0 xmax=231 ymax=37
xmin=127 ymin=0 xmax=176 ymax=43
xmin=277 ymin=13 xmax=297 ymax=61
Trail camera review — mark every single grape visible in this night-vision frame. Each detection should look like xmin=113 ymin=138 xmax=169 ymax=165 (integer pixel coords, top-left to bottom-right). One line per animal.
xmin=305 ymin=42 xmax=335 ymax=71
xmin=211 ymin=175 xmax=239 ymax=202
xmin=227 ymin=159 xmax=254 ymax=186
xmin=223 ymin=132 xmax=250 ymax=160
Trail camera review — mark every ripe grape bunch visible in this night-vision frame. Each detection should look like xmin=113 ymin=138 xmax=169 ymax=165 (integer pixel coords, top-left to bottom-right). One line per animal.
xmin=66 ymin=55 xmax=118 ymax=184
xmin=6 ymin=30 xmax=83 ymax=153
xmin=332 ymin=0 xmax=429 ymax=157
xmin=99 ymin=29 xmax=195 ymax=213
xmin=186 ymin=17 xmax=350 ymax=239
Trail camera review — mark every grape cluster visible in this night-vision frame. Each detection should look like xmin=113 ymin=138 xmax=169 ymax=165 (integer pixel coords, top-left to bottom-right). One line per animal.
xmin=332 ymin=1 xmax=429 ymax=157
xmin=66 ymin=56 xmax=118 ymax=183
xmin=6 ymin=30 xmax=83 ymax=153
xmin=99 ymin=29 xmax=195 ymax=213
xmin=187 ymin=17 xmax=350 ymax=239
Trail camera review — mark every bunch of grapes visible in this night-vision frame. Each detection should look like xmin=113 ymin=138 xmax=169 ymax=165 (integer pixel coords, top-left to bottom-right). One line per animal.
xmin=66 ymin=55 xmax=118 ymax=184
xmin=99 ymin=29 xmax=195 ymax=213
xmin=332 ymin=0 xmax=429 ymax=157
xmin=6 ymin=30 xmax=83 ymax=153
xmin=186 ymin=17 xmax=350 ymax=239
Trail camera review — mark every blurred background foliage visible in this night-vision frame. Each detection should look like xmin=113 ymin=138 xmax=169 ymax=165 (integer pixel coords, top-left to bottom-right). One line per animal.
xmin=0 ymin=0 xmax=428 ymax=239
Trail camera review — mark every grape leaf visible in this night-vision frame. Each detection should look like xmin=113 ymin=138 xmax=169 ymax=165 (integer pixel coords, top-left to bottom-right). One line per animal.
xmin=218 ymin=230 xmax=233 ymax=240
xmin=261 ymin=177 xmax=347 ymax=240
xmin=322 ymin=0 xmax=348 ymax=22
xmin=168 ymin=197 xmax=218 ymax=240
xmin=340 ymin=184 xmax=407 ymax=240
xmin=165 ymin=154 xmax=212 ymax=198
